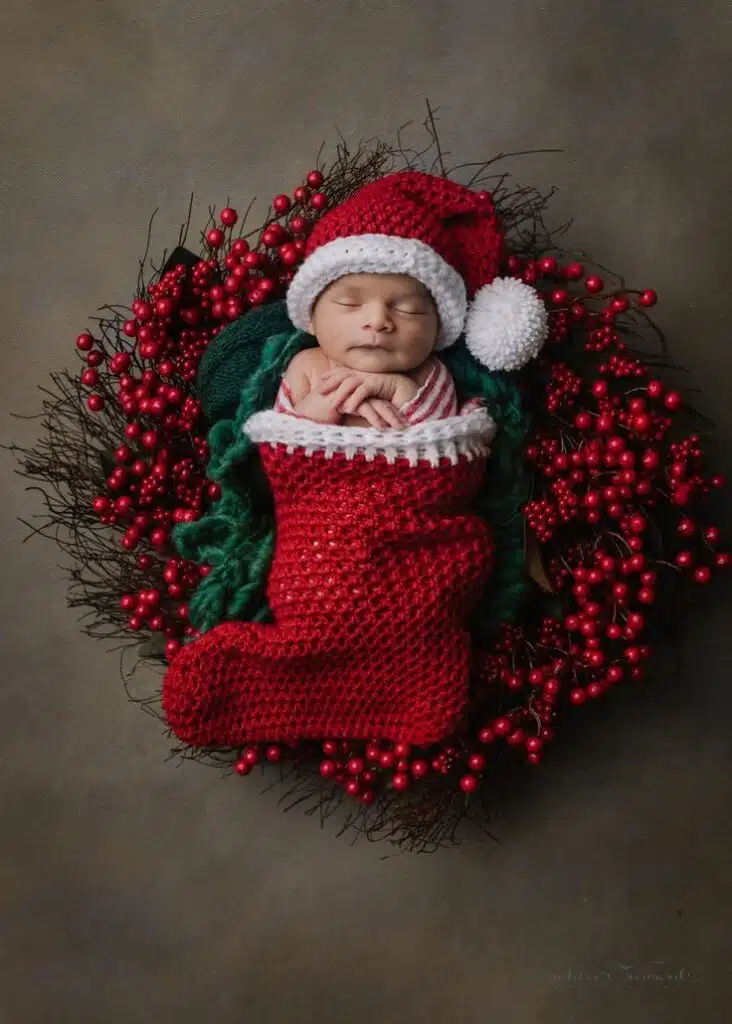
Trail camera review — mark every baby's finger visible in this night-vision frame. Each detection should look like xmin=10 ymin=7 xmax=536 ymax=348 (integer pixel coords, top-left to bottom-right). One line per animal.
xmin=358 ymin=401 xmax=389 ymax=430
xmin=339 ymin=383 xmax=371 ymax=413
xmin=331 ymin=378 xmax=363 ymax=405
xmin=318 ymin=368 xmax=359 ymax=393
xmin=318 ymin=372 xmax=350 ymax=394
xmin=370 ymin=399 xmax=405 ymax=429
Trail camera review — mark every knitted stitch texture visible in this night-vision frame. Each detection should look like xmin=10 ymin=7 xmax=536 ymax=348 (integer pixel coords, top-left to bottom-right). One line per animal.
xmin=163 ymin=408 xmax=496 ymax=746
xmin=197 ymin=300 xmax=297 ymax=424
xmin=286 ymin=170 xmax=504 ymax=348
xmin=174 ymin=326 xmax=530 ymax=645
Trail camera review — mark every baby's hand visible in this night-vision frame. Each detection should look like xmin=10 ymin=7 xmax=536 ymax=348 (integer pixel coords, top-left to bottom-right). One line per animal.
xmin=318 ymin=369 xmax=410 ymax=429
xmin=319 ymin=368 xmax=412 ymax=411
xmin=292 ymin=374 xmax=367 ymax=425
xmin=348 ymin=399 xmax=406 ymax=430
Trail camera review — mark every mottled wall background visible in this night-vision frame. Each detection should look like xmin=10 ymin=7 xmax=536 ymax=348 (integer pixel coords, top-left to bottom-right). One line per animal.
xmin=1 ymin=2 xmax=731 ymax=1022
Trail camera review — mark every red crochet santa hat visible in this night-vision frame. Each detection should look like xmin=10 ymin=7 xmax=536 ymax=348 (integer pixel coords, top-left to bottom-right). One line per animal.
xmin=286 ymin=170 xmax=548 ymax=371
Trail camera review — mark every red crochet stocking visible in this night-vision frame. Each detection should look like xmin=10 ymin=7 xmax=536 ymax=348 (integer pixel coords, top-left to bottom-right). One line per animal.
xmin=163 ymin=407 xmax=496 ymax=747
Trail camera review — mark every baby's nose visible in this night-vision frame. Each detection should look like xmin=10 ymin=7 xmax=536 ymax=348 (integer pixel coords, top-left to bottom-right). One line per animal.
xmin=363 ymin=303 xmax=393 ymax=330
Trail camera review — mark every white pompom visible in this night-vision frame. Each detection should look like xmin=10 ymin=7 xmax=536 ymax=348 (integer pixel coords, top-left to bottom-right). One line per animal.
xmin=464 ymin=277 xmax=549 ymax=371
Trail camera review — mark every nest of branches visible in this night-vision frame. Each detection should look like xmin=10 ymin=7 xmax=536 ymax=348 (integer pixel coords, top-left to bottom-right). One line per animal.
xmin=8 ymin=106 xmax=729 ymax=853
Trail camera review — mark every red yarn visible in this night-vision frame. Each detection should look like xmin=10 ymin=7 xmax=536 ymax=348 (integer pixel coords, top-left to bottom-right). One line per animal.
xmin=303 ymin=171 xmax=504 ymax=300
xmin=163 ymin=441 xmax=495 ymax=746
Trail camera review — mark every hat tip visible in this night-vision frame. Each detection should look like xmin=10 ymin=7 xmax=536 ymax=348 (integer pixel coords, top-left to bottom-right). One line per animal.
xmin=464 ymin=278 xmax=549 ymax=371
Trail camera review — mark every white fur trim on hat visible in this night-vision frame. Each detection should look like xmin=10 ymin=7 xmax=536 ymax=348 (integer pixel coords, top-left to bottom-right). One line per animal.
xmin=464 ymin=277 xmax=549 ymax=371
xmin=286 ymin=234 xmax=467 ymax=348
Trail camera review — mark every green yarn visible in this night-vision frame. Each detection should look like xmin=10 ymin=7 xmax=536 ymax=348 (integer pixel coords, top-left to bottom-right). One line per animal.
xmin=175 ymin=310 xmax=531 ymax=640
xmin=174 ymin=318 xmax=314 ymax=633
xmin=441 ymin=346 xmax=532 ymax=641
xmin=197 ymin=300 xmax=297 ymax=424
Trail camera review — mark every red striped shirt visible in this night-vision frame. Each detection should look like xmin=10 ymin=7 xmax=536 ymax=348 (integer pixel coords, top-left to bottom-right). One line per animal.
xmin=274 ymin=358 xmax=473 ymax=424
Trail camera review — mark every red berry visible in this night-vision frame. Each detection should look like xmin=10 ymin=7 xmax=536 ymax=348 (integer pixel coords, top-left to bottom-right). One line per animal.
xmin=392 ymin=772 xmax=410 ymax=792
xmin=639 ymin=289 xmax=658 ymax=307
xmin=87 ymin=394 xmax=104 ymax=412
xmin=411 ymin=759 xmax=429 ymax=778
xmin=206 ymin=227 xmax=225 ymax=248
xmin=704 ymin=526 xmax=720 ymax=545
xmin=220 ymin=207 xmax=238 ymax=226
xmin=347 ymin=757 xmax=365 ymax=775
xmin=633 ymin=413 xmax=652 ymax=434
xmin=266 ymin=745 xmax=283 ymax=762
xmin=664 ymin=391 xmax=682 ymax=411
xmin=111 ymin=353 xmax=132 ymax=374
xmin=694 ymin=566 xmax=712 ymax=584
xmin=565 ymin=261 xmax=585 ymax=280
xmin=570 ymin=687 xmax=587 ymax=704
xmin=234 ymin=759 xmax=250 ymax=777
xmin=76 ymin=332 xmax=94 ymax=351
xmin=642 ymin=450 xmax=660 ymax=470
xmin=272 ymin=194 xmax=291 ymax=215
xmin=279 ymin=243 xmax=299 ymax=266
xmin=585 ymin=275 xmax=604 ymax=294
xmin=310 ymin=192 xmax=328 ymax=211
xmin=306 ymin=170 xmax=324 ymax=188
xmin=459 ymin=774 xmax=479 ymax=793
xmin=468 ymin=753 xmax=486 ymax=773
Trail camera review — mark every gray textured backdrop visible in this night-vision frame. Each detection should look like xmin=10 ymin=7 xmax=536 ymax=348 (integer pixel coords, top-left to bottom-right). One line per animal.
xmin=2 ymin=2 xmax=731 ymax=1022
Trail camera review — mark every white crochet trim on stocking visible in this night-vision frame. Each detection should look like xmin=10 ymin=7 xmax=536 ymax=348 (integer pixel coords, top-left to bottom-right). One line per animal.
xmin=243 ymin=406 xmax=496 ymax=468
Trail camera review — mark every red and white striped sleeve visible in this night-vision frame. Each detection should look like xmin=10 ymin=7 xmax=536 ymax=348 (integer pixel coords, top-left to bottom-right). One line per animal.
xmin=399 ymin=359 xmax=459 ymax=424
xmin=274 ymin=377 xmax=297 ymax=415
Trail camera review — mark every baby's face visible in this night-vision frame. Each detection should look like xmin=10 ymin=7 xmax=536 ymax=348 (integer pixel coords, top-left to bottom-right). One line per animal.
xmin=308 ymin=273 xmax=439 ymax=374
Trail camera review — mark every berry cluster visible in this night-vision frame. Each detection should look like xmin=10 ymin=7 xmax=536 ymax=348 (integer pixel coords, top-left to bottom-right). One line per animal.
xmin=59 ymin=174 xmax=730 ymax=812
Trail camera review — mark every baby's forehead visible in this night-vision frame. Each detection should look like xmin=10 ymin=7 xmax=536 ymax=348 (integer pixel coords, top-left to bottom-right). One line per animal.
xmin=329 ymin=273 xmax=429 ymax=297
